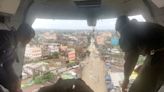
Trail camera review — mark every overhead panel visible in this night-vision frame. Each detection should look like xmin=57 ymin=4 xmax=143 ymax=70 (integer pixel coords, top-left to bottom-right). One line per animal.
xmin=152 ymin=0 xmax=164 ymax=8
xmin=73 ymin=0 xmax=101 ymax=8
xmin=0 ymin=0 xmax=21 ymax=14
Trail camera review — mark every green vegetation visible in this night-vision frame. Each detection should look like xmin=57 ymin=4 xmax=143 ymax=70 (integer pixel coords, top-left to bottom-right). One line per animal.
xmin=53 ymin=52 xmax=59 ymax=59
xmin=67 ymin=62 xmax=78 ymax=67
xmin=47 ymin=52 xmax=59 ymax=59
xmin=22 ymin=72 xmax=55 ymax=88
xmin=21 ymin=81 xmax=34 ymax=88
xmin=61 ymin=72 xmax=77 ymax=79
xmin=33 ymin=72 xmax=55 ymax=84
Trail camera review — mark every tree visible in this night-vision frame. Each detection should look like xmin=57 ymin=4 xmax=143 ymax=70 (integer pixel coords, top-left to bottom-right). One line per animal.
xmin=53 ymin=52 xmax=59 ymax=59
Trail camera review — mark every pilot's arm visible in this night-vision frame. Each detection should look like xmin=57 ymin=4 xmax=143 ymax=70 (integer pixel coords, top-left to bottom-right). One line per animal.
xmin=119 ymin=34 xmax=139 ymax=92
xmin=122 ymin=50 xmax=139 ymax=92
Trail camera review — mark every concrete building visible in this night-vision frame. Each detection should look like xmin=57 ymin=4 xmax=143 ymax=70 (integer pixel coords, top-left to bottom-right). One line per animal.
xmin=48 ymin=43 xmax=60 ymax=55
xmin=96 ymin=32 xmax=112 ymax=45
xmin=25 ymin=45 xmax=42 ymax=60
xmin=60 ymin=45 xmax=68 ymax=51
xmin=41 ymin=45 xmax=50 ymax=57
xmin=96 ymin=36 xmax=105 ymax=45
xmin=41 ymin=43 xmax=60 ymax=57
xmin=43 ymin=32 xmax=57 ymax=40
xmin=68 ymin=48 xmax=76 ymax=62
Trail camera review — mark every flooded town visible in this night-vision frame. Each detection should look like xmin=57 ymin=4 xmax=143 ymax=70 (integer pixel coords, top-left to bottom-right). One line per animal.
xmin=22 ymin=30 xmax=125 ymax=92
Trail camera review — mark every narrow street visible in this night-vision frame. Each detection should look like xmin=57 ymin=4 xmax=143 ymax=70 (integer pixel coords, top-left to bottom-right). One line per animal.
xmin=82 ymin=39 xmax=107 ymax=92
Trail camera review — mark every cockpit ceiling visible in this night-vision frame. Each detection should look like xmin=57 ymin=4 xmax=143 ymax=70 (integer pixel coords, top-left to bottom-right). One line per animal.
xmin=1 ymin=0 xmax=164 ymax=26
xmin=0 ymin=0 xmax=21 ymax=14
xmin=28 ymin=0 xmax=150 ymax=19
xmin=73 ymin=0 xmax=101 ymax=8
xmin=0 ymin=0 xmax=158 ymax=19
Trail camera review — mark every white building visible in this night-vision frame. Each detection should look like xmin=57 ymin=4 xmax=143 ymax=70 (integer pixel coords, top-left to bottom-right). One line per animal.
xmin=25 ymin=45 xmax=42 ymax=60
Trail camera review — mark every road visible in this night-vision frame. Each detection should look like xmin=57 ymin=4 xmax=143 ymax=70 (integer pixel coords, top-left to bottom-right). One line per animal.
xmin=82 ymin=39 xmax=107 ymax=92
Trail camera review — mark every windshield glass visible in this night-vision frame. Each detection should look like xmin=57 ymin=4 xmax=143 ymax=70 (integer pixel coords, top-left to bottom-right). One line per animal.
xmin=22 ymin=15 xmax=146 ymax=92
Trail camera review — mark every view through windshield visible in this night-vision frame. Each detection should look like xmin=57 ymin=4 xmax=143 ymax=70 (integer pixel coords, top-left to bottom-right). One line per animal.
xmin=22 ymin=15 xmax=146 ymax=92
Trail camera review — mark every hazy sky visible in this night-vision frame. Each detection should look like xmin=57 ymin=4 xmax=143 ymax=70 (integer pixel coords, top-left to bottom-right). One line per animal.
xmin=32 ymin=15 xmax=146 ymax=31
